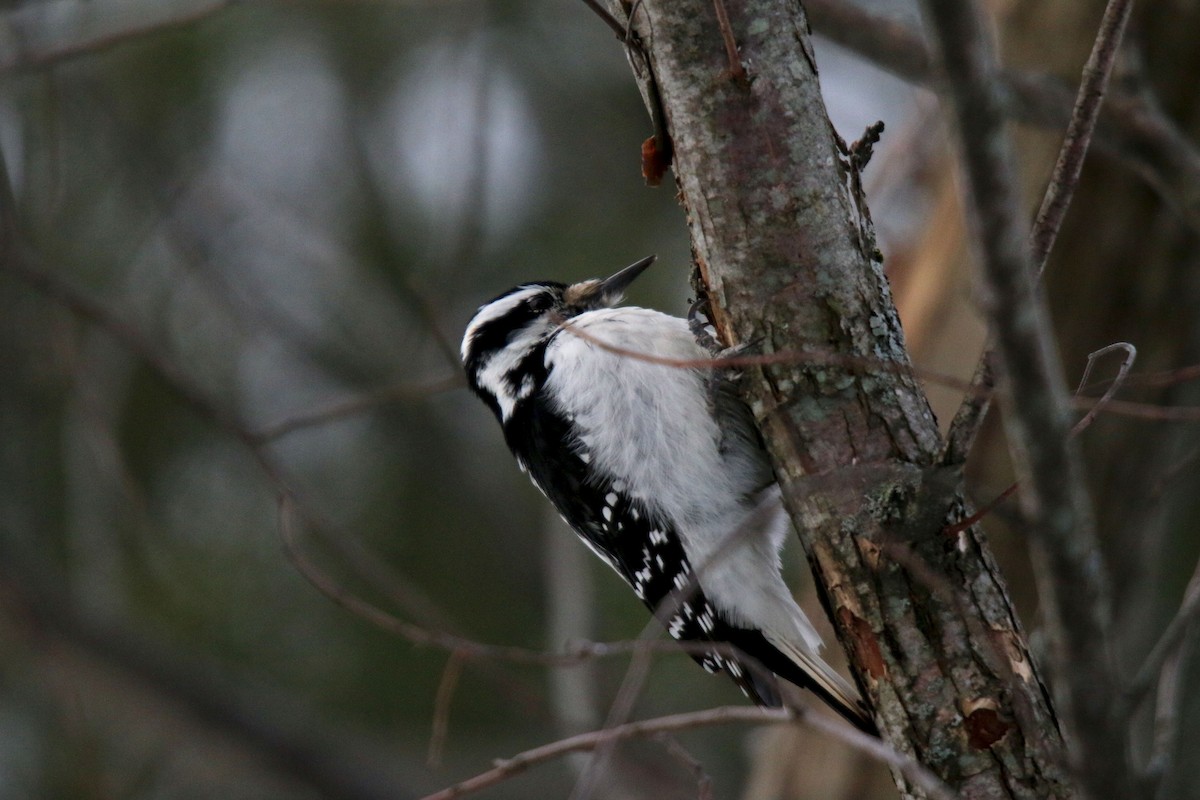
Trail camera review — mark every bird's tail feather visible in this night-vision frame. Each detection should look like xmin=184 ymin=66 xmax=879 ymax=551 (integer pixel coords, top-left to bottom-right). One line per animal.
xmin=771 ymin=637 xmax=876 ymax=735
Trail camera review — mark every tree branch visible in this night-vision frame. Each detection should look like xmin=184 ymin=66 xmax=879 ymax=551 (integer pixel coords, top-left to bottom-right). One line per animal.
xmin=5 ymin=0 xmax=1197 ymax=234
xmin=803 ymin=0 xmax=1200 ymax=233
xmin=609 ymin=0 xmax=1073 ymax=796
xmin=0 ymin=561 xmax=417 ymax=800
xmin=1028 ymin=0 xmax=1135 ymax=275
xmin=917 ymin=0 xmax=1125 ymax=797
xmin=942 ymin=0 xmax=1135 ymax=465
xmin=420 ymin=705 xmax=956 ymax=800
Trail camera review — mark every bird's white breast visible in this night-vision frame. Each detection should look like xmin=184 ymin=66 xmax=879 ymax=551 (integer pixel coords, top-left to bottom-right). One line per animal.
xmin=543 ymin=308 xmax=770 ymax=540
xmin=544 ymin=306 xmax=820 ymax=652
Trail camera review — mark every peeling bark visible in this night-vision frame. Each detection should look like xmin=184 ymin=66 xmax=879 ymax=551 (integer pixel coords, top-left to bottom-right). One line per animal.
xmin=609 ymin=1 xmax=1076 ymax=796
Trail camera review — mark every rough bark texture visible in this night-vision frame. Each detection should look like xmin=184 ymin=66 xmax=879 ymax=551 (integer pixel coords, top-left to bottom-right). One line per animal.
xmin=612 ymin=1 xmax=1074 ymax=797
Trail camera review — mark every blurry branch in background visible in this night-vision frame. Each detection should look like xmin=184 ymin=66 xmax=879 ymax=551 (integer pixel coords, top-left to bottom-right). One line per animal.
xmin=1027 ymin=0 xmax=1135 ymax=276
xmin=542 ymin=509 xmax=601 ymax=736
xmin=1124 ymin=554 xmax=1200 ymax=714
xmin=1070 ymin=342 xmax=1137 ymax=436
xmin=940 ymin=0 xmax=1135 ymax=466
xmin=942 ymin=342 xmax=1139 ymax=539
xmin=419 ymin=705 xmax=956 ymax=800
xmin=0 ymin=216 xmax=962 ymax=799
xmin=426 ymin=650 xmax=467 ymax=769
xmin=7 ymin=171 xmax=1195 ymax=649
xmin=3 ymin=0 xmax=1197 ymax=230
xmin=804 ymin=0 xmax=1200 ymax=233
xmin=0 ymin=0 xmax=233 ymax=71
xmin=0 ymin=559 xmax=416 ymax=800
xmin=251 ymin=376 xmax=464 ymax=443
xmin=287 ymin=496 xmax=956 ymax=800
xmin=654 ymin=735 xmax=714 ymax=800
xmin=919 ymin=0 xmax=1126 ymax=797
xmin=1125 ymin=559 xmax=1200 ymax=794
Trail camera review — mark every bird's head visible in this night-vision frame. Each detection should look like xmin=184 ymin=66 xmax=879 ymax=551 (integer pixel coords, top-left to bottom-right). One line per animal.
xmin=460 ymin=255 xmax=655 ymax=420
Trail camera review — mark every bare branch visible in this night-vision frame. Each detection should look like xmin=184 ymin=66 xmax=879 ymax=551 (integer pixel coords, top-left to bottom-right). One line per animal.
xmin=654 ymin=734 xmax=714 ymax=800
xmin=1084 ymin=363 xmax=1200 ymax=393
xmin=942 ymin=0 xmax=1137 ymax=467
xmin=427 ymin=650 xmax=467 ymax=768
xmin=1069 ymin=397 xmax=1200 ymax=423
xmin=1124 ymin=551 xmax=1200 ymax=710
xmin=1140 ymin=634 xmax=1190 ymax=791
xmin=1072 ymin=342 xmax=1138 ymax=435
xmin=919 ymin=0 xmax=1125 ymax=795
xmin=576 ymin=0 xmax=630 ymax=39
xmin=711 ymin=0 xmax=747 ymax=83
xmin=420 ymin=706 xmax=956 ymax=800
xmin=5 ymin=0 xmax=1195 ymax=232
xmin=556 ymin=314 xmax=976 ymax=393
xmin=1030 ymin=0 xmax=1136 ymax=275
xmin=278 ymin=493 xmax=810 ymax=683
xmin=804 ymin=0 xmax=1200 ymax=232
xmin=0 ymin=561 xmax=417 ymax=800
xmin=940 ymin=349 xmax=996 ymax=466
xmin=250 ymin=376 xmax=463 ymax=443
xmin=0 ymin=0 xmax=233 ymax=72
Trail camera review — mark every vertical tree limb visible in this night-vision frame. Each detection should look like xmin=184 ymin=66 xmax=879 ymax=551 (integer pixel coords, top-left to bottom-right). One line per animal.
xmin=608 ymin=0 xmax=1074 ymax=796
xmin=917 ymin=1 xmax=1125 ymax=798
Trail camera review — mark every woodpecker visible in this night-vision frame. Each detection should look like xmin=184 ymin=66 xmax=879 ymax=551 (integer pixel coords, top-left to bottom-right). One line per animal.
xmin=460 ymin=255 xmax=873 ymax=732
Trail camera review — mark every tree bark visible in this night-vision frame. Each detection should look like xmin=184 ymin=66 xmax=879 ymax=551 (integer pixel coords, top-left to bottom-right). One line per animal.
xmin=612 ymin=1 xmax=1074 ymax=796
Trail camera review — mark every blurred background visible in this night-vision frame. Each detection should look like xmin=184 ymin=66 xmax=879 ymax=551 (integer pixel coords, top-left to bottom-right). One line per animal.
xmin=2 ymin=0 xmax=1199 ymax=797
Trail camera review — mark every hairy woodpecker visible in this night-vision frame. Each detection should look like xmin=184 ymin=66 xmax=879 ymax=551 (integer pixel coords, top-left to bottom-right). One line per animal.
xmin=460 ymin=256 xmax=873 ymax=732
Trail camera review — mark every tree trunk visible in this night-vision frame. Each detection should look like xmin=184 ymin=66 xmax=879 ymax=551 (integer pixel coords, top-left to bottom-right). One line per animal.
xmin=611 ymin=1 xmax=1074 ymax=796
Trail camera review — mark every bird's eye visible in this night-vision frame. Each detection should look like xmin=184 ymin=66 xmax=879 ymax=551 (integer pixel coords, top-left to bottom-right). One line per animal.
xmin=528 ymin=292 xmax=563 ymax=315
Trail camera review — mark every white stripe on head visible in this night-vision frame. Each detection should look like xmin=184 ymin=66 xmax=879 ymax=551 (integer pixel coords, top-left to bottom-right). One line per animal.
xmin=460 ymin=286 xmax=549 ymax=362
xmin=476 ymin=322 xmax=546 ymax=420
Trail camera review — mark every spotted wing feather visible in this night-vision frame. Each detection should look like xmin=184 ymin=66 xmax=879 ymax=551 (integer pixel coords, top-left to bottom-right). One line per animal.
xmin=504 ymin=376 xmax=785 ymax=704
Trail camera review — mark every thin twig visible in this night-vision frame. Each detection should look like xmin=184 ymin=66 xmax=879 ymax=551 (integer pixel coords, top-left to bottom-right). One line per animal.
xmin=428 ymin=650 xmax=468 ymax=768
xmin=276 ymin=494 xmax=797 ymax=677
xmin=576 ymin=0 xmax=629 ymax=39
xmin=556 ymin=315 xmax=973 ymax=392
xmin=577 ymin=0 xmax=673 ymax=182
xmin=802 ymin=0 xmax=1200 ymax=233
xmin=654 ymin=734 xmax=714 ymax=800
xmin=1083 ymin=363 xmax=1200 ymax=393
xmin=0 ymin=0 xmax=233 ymax=72
xmin=940 ymin=350 xmax=996 ymax=466
xmin=250 ymin=375 xmax=463 ymax=442
xmin=712 ymin=0 xmax=747 ymax=83
xmin=1070 ymin=397 xmax=1200 ymax=423
xmin=1071 ymin=342 xmax=1137 ymax=435
xmin=1124 ymin=552 xmax=1200 ymax=709
xmin=940 ymin=483 xmax=1019 ymax=539
xmin=1141 ymin=633 xmax=1190 ymax=790
xmin=5 ymin=0 xmax=1197 ymax=233
xmin=568 ymin=632 xmax=657 ymax=800
xmin=0 ymin=560 xmax=417 ymax=800
xmin=1030 ymin=0 xmax=1136 ymax=276
xmin=401 ymin=275 xmax=469 ymax=375
xmin=422 ymin=707 xmax=788 ymax=800
xmin=277 ymin=495 xmax=591 ymax=666
xmin=563 ymin=313 xmax=1200 ymax=427
xmin=420 ymin=705 xmax=955 ymax=800
xmin=1149 ymin=442 xmax=1200 ymax=500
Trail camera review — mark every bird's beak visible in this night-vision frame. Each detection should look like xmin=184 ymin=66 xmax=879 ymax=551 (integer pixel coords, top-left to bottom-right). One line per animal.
xmin=595 ymin=254 xmax=656 ymax=303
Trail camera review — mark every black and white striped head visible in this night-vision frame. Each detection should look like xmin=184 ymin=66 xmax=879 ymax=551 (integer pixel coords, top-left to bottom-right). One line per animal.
xmin=460 ymin=255 xmax=655 ymax=422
